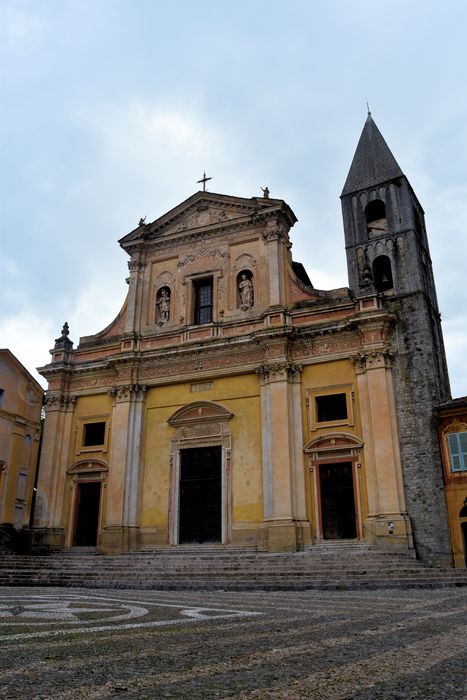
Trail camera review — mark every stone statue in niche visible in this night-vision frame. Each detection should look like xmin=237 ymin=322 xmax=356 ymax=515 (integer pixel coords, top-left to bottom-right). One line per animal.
xmin=238 ymin=273 xmax=254 ymax=310
xmin=157 ymin=287 xmax=171 ymax=324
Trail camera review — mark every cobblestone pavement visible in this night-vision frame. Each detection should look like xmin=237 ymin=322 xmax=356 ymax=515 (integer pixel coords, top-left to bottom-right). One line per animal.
xmin=0 ymin=587 xmax=465 ymax=699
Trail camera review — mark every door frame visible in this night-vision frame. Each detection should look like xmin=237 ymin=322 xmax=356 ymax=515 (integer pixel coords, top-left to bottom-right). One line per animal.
xmin=71 ymin=480 xmax=102 ymax=546
xmin=317 ymin=460 xmax=358 ymax=540
xmin=167 ymin=402 xmax=233 ymax=545
xmin=178 ymin=445 xmax=223 ymax=544
xmin=304 ymin=432 xmax=363 ymax=542
xmin=65 ymin=460 xmax=108 ymax=548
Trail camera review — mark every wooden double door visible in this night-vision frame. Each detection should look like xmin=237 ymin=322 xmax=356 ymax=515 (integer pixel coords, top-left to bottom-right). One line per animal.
xmin=179 ymin=446 xmax=222 ymax=544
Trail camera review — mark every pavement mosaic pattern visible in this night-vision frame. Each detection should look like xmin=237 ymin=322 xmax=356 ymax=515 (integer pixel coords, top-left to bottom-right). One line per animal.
xmin=0 ymin=586 xmax=465 ymax=699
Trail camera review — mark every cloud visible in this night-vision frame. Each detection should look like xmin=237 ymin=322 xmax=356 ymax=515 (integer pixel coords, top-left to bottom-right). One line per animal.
xmin=0 ymin=313 xmax=54 ymax=388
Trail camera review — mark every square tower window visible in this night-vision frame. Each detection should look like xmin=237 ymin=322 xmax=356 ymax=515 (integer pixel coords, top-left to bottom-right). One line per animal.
xmin=193 ymin=278 xmax=213 ymax=324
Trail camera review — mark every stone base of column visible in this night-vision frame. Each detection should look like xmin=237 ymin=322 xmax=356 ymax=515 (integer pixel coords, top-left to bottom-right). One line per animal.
xmin=99 ymin=526 xmax=125 ymax=554
xmin=362 ymin=513 xmax=414 ymax=553
xmin=31 ymin=527 xmax=65 ymax=552
xmin=263 ymin=519 xmax=312 ymax=552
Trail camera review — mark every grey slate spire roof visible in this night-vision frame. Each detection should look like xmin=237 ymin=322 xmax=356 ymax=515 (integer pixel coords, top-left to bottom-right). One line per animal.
xmin=341 ymin=114 xmax=404 ymax=196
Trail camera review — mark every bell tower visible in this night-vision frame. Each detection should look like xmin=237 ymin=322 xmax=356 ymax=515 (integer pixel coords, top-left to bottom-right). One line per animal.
xmin=341 ymin=113 xmax=452 ymax=565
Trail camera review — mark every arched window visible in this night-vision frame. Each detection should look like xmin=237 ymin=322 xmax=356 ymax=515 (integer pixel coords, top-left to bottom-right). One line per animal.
xmin=237 ymin=270 xmax=254 ymax=309
xmin=372 ymin=255 xmax=393 ymax=292
xmin=365 ymin=200 xmax=387 ymax=234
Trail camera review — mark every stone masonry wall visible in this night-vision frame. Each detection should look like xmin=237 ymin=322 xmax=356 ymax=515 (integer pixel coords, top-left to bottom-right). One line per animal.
xmin=389 ymin=292 xmax=451 ymax=565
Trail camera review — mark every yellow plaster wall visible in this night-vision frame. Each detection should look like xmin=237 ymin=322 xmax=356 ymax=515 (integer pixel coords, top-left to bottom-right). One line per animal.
xmin=141 ymin=374 xmax=262 ymax=530
xmin=300 ymin=359 xmax=367 ymax=527
xmin=69 ymin=394 xmax=113 ymax=464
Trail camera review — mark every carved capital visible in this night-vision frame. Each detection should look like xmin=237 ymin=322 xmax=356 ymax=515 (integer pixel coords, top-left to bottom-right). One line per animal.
xmin=261 ymin=225 xmax=288 ymax=243
xmin=128 ymin=258 xmax=144 ymax=273
xmin=44 ymin=394 xmax=76 ymax=411
xmin=255 ymin=362 xmax=301 ymax=383
xmin=108 ymin=384 xmax=147 ymax=403
xmin=350 ymin=349 xmax=393 ymax=372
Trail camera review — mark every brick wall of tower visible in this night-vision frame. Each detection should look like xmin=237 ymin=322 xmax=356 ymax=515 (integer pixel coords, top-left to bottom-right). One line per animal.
xmin=389 ymin=292 xmax=452 ymax=565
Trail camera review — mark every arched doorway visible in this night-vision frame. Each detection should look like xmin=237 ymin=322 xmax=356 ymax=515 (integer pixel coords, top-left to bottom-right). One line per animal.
xmin=304 ymin=433 xmax=363 ymax=541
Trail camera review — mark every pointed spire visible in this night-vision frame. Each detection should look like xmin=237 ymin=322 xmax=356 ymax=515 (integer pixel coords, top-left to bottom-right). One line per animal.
xmin=341 ymin=114 xmax=404 ymax=196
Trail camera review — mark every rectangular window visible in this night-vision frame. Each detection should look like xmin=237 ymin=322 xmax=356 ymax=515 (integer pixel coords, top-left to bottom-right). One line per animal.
xmin=447 ymin=432 xmax=467 ymax=472
xmin=83 ymin=421 xmax=106 ymax=447
xmin=306 ymin=385 xmax=355 ymax=432
xmin=316 ymin=393 xmax=348 ymax=423
xmin=193 ymin=278 xmax=213 ymax=324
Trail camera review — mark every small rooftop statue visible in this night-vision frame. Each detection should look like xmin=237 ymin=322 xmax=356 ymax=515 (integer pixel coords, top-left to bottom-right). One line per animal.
xmin=261 ymin=186 xmax=270 ymax=199
xmin=54 ymin=321 xmax=73 ymax=350
xmin=139 ymin=216 xmax=147 ymax=226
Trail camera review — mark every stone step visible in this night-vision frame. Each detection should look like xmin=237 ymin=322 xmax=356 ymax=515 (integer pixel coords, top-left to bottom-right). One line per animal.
xmin=1 ymin=544 xmax=465 ymax=591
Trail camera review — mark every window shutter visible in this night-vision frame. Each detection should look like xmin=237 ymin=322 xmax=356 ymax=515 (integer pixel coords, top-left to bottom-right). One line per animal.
xmin=447 ymin=433 xmax=467 ymax=472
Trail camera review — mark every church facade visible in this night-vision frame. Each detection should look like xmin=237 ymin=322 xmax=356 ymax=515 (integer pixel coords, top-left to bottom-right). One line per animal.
xmin=34 ymin=116 xmax=453 ymax=565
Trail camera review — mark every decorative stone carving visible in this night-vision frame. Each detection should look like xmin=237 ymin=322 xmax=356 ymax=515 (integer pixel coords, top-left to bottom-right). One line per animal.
xmin=238 ymin=273 xmax=254 ymax=310
xmin=67 ymin=459 xmax=109 ymax=474
xmin=44 ymin=394 xmax=76 ymax=410
xmin=261 ymin=225 xmax=288 ymax=243
xmin=108 ymin=384 xmax=147 ymax=403
xmin=350 ymin=349 xmax=393 ymax=371
xmin=54 ymin=322 xmax=73 ymax=351
xmin=156 ymin=287 xmax=171 ymax=324
xmin=177 ymin=248 xmax=229 ymax=269
xmin=128 ymin=257 xmax=144 ymax=273
xmin=255 ymin=363 xmax=301 ymax=383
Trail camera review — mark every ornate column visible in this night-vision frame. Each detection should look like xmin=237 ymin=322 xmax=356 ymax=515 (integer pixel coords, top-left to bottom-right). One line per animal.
xmin=123 ymin=384 xmax=146 ymax=550
xmin=352 ymin=347 xmax=413 ymax=550
xmin=34 ymin=393 xmax=76 ymax=549
xmin=124 ymin=253 xmax=145 ymax=335
xmin=261 ymin=223 xmax=289 ymax=307
xmin=257 ymin=362 xmax=311 ymax=551
xmin=102 ymin=383 xmax=146 ymax=553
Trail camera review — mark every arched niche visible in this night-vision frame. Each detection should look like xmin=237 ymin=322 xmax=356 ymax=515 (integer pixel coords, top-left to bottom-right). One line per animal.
xmin=236 ymin=269 xmax=254 ymax=310
xmin=155 ymin=285 xmax=171 ymax=325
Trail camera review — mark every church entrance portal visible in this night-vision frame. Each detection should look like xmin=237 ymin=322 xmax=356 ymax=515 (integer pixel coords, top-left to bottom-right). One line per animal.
xmin=319 ymin=462 xmax=357 ymax=539
xmin=179 ymin=446 xmax=222 ymax=543
xmin=73 ymin=482 xmax=101 ymax=546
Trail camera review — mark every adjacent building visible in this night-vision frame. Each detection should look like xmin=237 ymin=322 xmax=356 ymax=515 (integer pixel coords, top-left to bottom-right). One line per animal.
xmin=0 ymin=350 xmax=43 ymax=544
xmin=437 ymin=398 xmax=467 ymax=567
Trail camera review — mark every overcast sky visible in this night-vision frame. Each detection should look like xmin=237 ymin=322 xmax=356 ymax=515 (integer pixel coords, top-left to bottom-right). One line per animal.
xmin=1 ymin=0 xmax=467 ymax=396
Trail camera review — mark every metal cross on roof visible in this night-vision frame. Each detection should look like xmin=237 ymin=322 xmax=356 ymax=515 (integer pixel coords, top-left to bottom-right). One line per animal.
xmin=197 ymin=171 xmax=212 ymax=191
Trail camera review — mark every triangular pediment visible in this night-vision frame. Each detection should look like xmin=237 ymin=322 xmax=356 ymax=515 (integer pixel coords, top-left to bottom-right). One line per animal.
xmin=168 ymin=401 xmax=234 ymax=426
xmin=119 ymin=191 xmax=295 ymax=248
